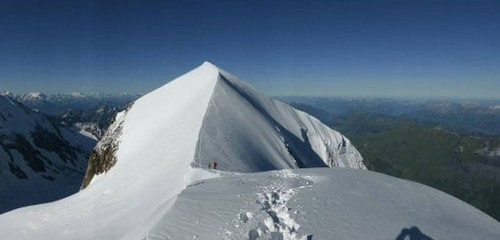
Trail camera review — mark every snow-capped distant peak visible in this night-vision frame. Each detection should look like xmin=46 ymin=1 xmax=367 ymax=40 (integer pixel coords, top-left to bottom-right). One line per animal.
xmin=29 ymin=92 xmax=45 ymax=97
xmin=201 ymin=60 xmax=218 ymax=68
xmin=0 ymin=90 xmax=12 ymax=96
xmin=20 ymin=92 xmax=48 ymax=101
xmin=70 ymin=92 xmax=86 ymax=98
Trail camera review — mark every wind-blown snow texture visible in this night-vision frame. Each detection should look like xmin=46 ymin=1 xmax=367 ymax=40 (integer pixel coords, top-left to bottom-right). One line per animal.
xmin=1 ymin=62 xmax=497 ymax=239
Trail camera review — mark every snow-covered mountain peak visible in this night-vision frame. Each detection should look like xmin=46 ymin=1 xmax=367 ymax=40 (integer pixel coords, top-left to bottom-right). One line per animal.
xmin=24 ymin=92 xmax=48 ymax=101
xmin=151 ymin=60 xmax=221 ymax=93
xmin=82 ymin=62 xmax=365 ymax=188
xmin=62 ymin=62 xmax=363 ymax=238
xmin=0 ymin=90 xmax=12 ymax=96
xmin=1 ymin=63 xmax=499 ymax=239
xmin=69 ymin=92 xmax=86 ymax=98
xmin=201 ymin=60 xmax=219 ymax=68
xmin=0 ymin=95 xmax=51 ymax=134
xmin=157 ymin=61 xmax=237 ymax=91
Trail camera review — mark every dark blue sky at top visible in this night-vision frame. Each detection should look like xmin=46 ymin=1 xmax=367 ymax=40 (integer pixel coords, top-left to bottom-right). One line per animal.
xmin=1 ymin=0 xmax=499 ymax=98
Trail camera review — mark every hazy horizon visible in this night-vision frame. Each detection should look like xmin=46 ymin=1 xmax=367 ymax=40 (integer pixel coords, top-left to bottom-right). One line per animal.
xmin=3 ymin=89 xmax=500 ymax=104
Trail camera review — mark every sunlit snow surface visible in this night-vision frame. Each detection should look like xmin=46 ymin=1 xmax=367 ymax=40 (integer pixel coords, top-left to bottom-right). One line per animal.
xmin=0 ymin=62 xmax=221 ymax=239
xmin=147 ymin=168 xmax=500 ymax=240
xmin=1 ymin=62 xmax=497 ymax=239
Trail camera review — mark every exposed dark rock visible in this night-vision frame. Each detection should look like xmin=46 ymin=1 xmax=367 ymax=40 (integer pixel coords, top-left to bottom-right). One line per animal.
xmin=32 ymin=124 xmax=77 ymax=165
xmin=81 ymin=144 xmax=118 ymax=189
xmin=8 ymin=162 xmax=28 ymax=179
xmin=80 ymin=103 xmax=132 ymax=189
xmin=3 ymin=134 xmax=46 ymax=173
xmin=41 ymin=175 xmax=55 ymax=181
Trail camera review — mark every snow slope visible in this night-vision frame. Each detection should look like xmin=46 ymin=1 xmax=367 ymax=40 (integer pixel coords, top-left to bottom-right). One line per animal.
xmin=147 ymin=168 xmax=500 ymax=240
xmin=193 ymin=66 xmax=364 ymax=171
xmin=2 ymin=62 xmax=494 ymax=239
xmin=0 ymin=95 xmax=95 ymax=213
xmin=0 ymin=62 xmax=223 ymax=239
xmin=0 ymin=62 xmax=365 ymax=239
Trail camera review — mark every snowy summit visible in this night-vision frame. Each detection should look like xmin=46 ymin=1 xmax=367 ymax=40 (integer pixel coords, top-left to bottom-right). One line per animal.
xmin=81 ymin=61 xmax=365 ymax=189
xmin=0 ymin=62 xmax=498 ymax=240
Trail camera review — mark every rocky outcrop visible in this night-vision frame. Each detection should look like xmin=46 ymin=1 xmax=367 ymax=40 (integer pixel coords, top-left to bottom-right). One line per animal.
xmin=2 ymin=134 xmax=47 ymax=175
xmin=32 ymin=124 xmax=77 ymax=164
xmin=80 ymin=103 xmax=132 ymax=189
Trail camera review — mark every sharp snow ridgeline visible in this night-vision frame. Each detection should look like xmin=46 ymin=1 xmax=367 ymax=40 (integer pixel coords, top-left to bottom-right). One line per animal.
xmin=0 ymin=62 xmax=498 ymax=240
xmin=81 ymin=61 xmax=365 ymax=190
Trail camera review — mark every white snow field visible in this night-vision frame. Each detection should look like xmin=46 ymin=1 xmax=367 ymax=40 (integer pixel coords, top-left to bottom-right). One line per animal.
xmin=147 ymin=168 xmax=500 ymax=240
xmin=0 ymin=62 xmax=498 ymax=239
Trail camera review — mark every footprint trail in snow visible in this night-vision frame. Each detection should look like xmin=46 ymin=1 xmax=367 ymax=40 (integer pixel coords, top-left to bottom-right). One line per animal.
xmin=248 ymin=170 xmax=311 ymax=240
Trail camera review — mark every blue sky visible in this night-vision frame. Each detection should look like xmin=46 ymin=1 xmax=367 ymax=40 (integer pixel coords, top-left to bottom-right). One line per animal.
xmin=1 ymin=0 xmax=499 ymax=98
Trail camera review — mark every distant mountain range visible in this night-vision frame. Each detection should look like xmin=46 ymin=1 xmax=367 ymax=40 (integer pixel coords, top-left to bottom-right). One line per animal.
xmin=279 ymin=96 xmax=500 ymax=135
xmin=0 ymin=91 xmax=139 ymax=140
xmin=0 ymin=91 xmax=137 ymax=212
xmin=0 ymin=91 xmax=140 ymax=115
xmin=288 ymin=100 xmax=500 ymax=221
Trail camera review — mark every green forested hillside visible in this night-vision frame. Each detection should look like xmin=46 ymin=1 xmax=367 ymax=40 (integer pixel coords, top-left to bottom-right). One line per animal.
xmin=331 ymin=113 xmax=500 ymax=221
xmin=291 ymin=103 xmax=500 ymax=221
